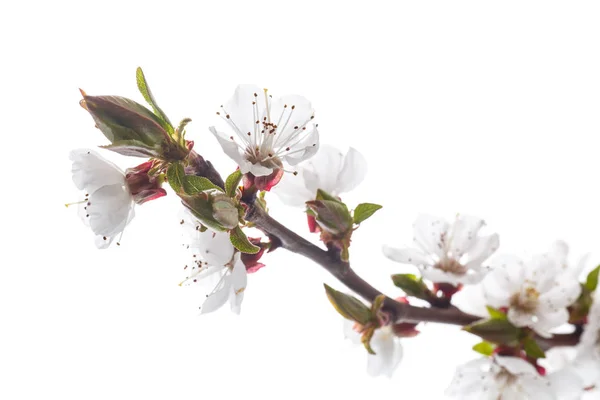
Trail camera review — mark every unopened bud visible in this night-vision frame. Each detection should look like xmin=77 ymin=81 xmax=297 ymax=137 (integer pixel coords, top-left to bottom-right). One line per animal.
xmin=211 ymin=193 xmax=239 ymax=230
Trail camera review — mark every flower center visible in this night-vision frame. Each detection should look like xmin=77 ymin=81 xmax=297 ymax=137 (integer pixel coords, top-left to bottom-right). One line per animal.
xmin=434 ymin=257 xmax=467 ymax=275
xmin=495 ymin=367 xmax=518 ymax=388
xmin=509 ymin=286 xmax=540 ymax=313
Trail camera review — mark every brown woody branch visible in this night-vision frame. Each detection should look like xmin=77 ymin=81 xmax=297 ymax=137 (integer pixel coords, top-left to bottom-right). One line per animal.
xmin=195 ymin=159 xmax=581 ymax=348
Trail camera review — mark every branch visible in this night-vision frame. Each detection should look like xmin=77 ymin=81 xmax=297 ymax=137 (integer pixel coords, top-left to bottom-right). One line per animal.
xmin=193 ymin=159 xmax=581 ymax=348
xmin=245 ymin=202 xmax=479 ymax=326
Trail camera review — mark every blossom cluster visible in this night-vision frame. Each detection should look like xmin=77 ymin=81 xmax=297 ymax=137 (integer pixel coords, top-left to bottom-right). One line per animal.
xmin=67 ymin=70 xmax=599 ymax=399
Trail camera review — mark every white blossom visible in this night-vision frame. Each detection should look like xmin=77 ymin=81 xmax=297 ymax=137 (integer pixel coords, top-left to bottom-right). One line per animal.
xmin=68 ymin=149 xmax=134 ymax=249
xmin=273 ymin=144 xmax=367 ymax=207
xmin=343 ymin=319 xmax=403 ymax=378
xmin=446 ymin=355 xmax=583 ymax=400
xmin=180 ymin=211 xmax=247 ymax=314
xmin=383 ymin=214 xmax=499 ymax=285
xmin=574 ymin=293 xmax=600 ymax=387
xmin=209 ymin=84 xmax=319 ymax=178
xmin=483 ymin=253 xmax=581 ymax=337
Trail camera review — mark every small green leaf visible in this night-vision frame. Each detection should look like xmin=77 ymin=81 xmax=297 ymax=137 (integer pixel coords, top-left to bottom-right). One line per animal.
xmin=167 ymin=162 xmax=185 ymax=194
xmin=225 ymin=170 xmax=243 ymax=197
xmin=353 ymin=203 xmax=382 ymax=225
xmin=230 ymin=226 xmax=260 ymax=254
xmin=463 ymin=318 xmax=521 ymax=345
xmin=315 ymin=189 xmax=343 ymax=203
xmin=391 ymin=274 xmax=431 ymax=300
xmin=472 ymin=341 xmax=495 ymax=356
xmin=486 ymin=306 xmax=508 ymax=320
xmin=183 ymin=175 xmax=224 ymax=195
xmin=323 ymin=284 xmax=373 ymax=325
xmin=523 ymin=337 xmax=546 ymax=359
xmin=136 ymin=67 xmax=173 ymax=132
xmin=585 ymin=265 xmax=600 ymax=292
xmin=361 ymin=327 xmax=376 ymax=355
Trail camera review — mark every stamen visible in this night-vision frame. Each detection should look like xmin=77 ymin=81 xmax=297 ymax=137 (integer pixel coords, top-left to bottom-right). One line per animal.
xmin=263 ymin=88 xmax=271 ymax=123
xmin=64 ymin=200 xmax=87 ymax=208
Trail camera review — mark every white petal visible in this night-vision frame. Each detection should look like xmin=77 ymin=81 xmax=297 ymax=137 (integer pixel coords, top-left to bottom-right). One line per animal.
xmin=507 ymin=307 xmax=536 ymax=328
xmin=452 ymin=284 xmax=489 ymax=317
xmin=200 ymin=274 xmax=232 ymax=314
xmin=269 ymin=94 xmax=313 ymax=146
xmin=450 ymin=215 xmax=485 ymax=258
xmin=465 ymin=233 xmax=500 ymax=270
xmin=87 ymin=183 xmax=134 ymax=237
xmin=209 ymin=127 xmax=253 ymax=173
xmin=343 ymin=319 xmax=362 ymax=345
xmin=422 ymin=268 xmax=486 ymax=285
xmin=222 ymin=84 xmax=263 ymax=138
xmin=538 ymin=275 xmax=581 ymax=309
xmin=94 ymin=234 xmax=115 ymax=249
xmin=70 ymin=149 xmax=125 ymax=194
xmin=486 ymin=254 xmax=526 ymax=290
xmin=248 ymin=163 xmax=274 ymax=177
xmin=525 ymin=254 xmax=559 ymax=293
xmin=336 ymin=147 xmax=368 ymax=194
xmin=228 ymin=259 xmax=247 ymax=314
xmin=366 ymin=328 xmax=402 ymax=378
xmin=550 ymin=240 xmax=569 ymax=267
xmin=382 ymin=245 xmax=432 ymax=266
xmin=445 ymin=358 xmax=494 ymax=399
xmin=182 ymin=210 xmax=235 ymax=265
xmin=495 ymin=355 xmax=538 ymax=375
xmin=301 ymin=144 xmax=344 ymax=195
xmin=547 ymin=367 xmax=585 ymax=400
xmin=412 ymin=214 xmax=449 ymax=257
xmin=283 ymin=126 xmax=319 ymax=166
xmin=272 ymin=170 xmax=315 ymax=207
xmin=482 ymin=269 xmax=515 ymax=308
xmin=533 ymin=308 xmax=569 ymax=335
xmin=180 ymin=264 xmax=224 ymax=286
xmin=519 ymin=375 xmax=555 ymax=400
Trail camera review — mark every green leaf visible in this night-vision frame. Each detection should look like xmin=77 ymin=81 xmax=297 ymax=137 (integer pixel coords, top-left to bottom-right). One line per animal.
xmin=472 ymin=341 xmax=495 ymax=356
xmin=486 ymin=306 xmax=508 ymax=320
xmin=315 ymin=189 xmax=343 ymax=203
xmin=167 ymin=162 xmax=185 ymax=194
xmin=391 ymin=274 xmax=431 ymax=300
xmin=463 ymin=318 xmax=521 ymax=345
xmin=323 ymin=284 xmax=373 ymax=325
xmin=353 ymin=203 xmax=382 ymax=225
xmin=306 ymin=199 xmax=353 ymax=235
xmin=100 ymin=140 xmax=161 ymax=158
xmin=585 ymin=265 xmax=600 ymax=292
xmin=183 ymin=175 xmax=224 ymax=195
xmin=136 ymin=67 xmax=173 ymax=132
xmin=230 ymin=226 xmax=260 ymax=254
xmin=225 ymin=170 xmax=243 ymax=197
xmin=523 ymin=337 xmax=546 ymax=359
xmin=175 ymin=118 xmax=192 ymax=144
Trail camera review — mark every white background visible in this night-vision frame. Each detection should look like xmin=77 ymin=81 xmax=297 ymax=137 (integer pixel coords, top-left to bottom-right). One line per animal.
xmin=2 ymin=1 xmax=600 ymax=399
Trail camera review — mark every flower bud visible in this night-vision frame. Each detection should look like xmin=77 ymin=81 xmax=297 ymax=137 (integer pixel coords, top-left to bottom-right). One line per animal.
xmin=240 ymin=237 xmax=267 ymax=273
xmin=125 ymin=161 xmax=166 ymax=204
xmin=211 ymin=193 xmax=239 ymax=230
